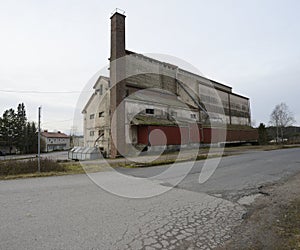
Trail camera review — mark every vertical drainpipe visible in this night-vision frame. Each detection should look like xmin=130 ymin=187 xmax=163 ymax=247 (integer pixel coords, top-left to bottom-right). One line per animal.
xmin=147 ymin=126 xmax=150 ymax=149
xmin=248 ymin=99 xmax=251 ymax=126
xmin=188 ymin=122 xmax=190 ymax=145
xmin=175 ymin=66 xmax=179 ymax=96
xmin=228 ymin=93 xmax=232 ymax=125
xmin=227 ymin=93 xmax=232 ymax=142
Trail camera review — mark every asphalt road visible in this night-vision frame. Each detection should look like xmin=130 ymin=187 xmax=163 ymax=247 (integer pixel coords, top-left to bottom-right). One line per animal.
xmin=1 ymin=148 xmax=300 ymax=250
xmin=120 ymin=147 xmax=300 ymax=201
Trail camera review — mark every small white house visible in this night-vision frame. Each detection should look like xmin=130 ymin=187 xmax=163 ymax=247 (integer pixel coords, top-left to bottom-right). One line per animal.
xmin=41 ymin=131 xmax=70 ymax=152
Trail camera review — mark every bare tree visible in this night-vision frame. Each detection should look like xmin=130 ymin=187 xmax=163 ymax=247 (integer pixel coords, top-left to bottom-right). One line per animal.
xmin=269 ymin=102 xmax=296 ymax=143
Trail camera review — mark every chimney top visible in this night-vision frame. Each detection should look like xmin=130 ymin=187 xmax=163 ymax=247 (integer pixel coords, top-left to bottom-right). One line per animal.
xmin=110 ymin=8 xmax=126 ymax=18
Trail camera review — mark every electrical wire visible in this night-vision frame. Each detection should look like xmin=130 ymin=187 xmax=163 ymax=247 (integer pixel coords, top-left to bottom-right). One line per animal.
xmin=0 ymin=89 xmax=92 ymax=94
xmin=41 ymin=119 xmax=74 ymax=125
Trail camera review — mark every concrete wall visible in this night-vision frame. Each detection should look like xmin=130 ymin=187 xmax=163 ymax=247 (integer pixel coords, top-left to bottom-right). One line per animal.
xmin=124 ymin=53 xmax=251 ymax=127
xmin=83 ymin=77 xmax=110 ymax=153
xmin=229 ymin=94 xmax=250 ymax=125
xmin=71 ymin=136 xmax=84 ymax=147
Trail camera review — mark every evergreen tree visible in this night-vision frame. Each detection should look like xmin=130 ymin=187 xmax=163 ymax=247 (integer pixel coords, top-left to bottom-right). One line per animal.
xmin=16 ymin=103 xmax=27 ymax=153
xmin=0 ymin=116 xmax=4 ymax=147
xmin=0 ymin=103 xmax=37 ymax=154
xmin=31 ymin=122 xmax=38 ymax=153
xmin=258 ymin=123 xmax=268 ymax=145
xmin=0 ymin=109 xmax=18 ymax=154
xmin=27 ymin=122 xmax=38 ymax=153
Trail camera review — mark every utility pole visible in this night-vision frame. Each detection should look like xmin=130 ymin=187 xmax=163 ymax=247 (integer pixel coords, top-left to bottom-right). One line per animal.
xmin=38 ymin=106 xmax=41 ymax=172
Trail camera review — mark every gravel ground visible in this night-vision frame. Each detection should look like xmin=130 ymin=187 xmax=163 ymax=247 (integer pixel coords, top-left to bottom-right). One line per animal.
xmin=222 ymin=171 xmax=300 ymax=249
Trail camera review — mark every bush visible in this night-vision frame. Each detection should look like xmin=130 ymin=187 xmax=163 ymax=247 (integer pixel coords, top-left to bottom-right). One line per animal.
xmin=0 ymin=158 xmax=65 ymax=176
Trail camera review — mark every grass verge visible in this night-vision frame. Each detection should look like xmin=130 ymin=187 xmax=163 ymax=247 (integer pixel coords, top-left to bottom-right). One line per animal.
xmin=1 ymin=144 xmax=299 ymax=180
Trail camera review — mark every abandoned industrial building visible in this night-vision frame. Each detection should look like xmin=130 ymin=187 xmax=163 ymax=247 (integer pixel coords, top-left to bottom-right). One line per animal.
xmin=81 ymin=11 xmax=258 ymax=159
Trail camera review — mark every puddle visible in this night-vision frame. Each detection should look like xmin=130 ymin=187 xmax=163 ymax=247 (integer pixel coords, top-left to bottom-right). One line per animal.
xmin=237 ymin=194 xmax=261 ymax=205
xmin=212 ymin=193 xmax=222 ymax=198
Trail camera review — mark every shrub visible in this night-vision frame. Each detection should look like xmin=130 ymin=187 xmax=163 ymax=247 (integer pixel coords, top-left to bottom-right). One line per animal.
xmin=0 ymin=158 xmax=65 ymax=176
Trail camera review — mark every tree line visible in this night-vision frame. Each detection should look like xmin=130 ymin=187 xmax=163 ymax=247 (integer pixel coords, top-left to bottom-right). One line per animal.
xmin=258 ymin=102 xmax=297 ymax=145
xmin=0 ymin=103 xmax=38 ymax=154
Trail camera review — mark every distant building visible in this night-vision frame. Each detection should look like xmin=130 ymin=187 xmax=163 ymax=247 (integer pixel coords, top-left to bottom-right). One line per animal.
xmin=70 ymin=135 xmax=84 ymax=147
xmin=41 ymin=130 xmax=70 ymax=152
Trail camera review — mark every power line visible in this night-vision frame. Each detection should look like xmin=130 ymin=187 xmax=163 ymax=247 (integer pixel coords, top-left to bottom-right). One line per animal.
xmin=41 ymin=119 xmax=78 ymax=125
xmin=0 ymin=89 xmax=93 ymax=94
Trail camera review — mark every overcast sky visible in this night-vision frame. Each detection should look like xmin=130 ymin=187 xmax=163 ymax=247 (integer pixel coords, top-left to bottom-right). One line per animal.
xmin=0 ymin=0 xmax=299 ymax=134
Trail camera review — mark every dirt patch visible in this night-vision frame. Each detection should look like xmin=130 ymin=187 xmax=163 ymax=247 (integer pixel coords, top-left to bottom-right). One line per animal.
xmin=222 ymin=171 xmax=300 ymax=249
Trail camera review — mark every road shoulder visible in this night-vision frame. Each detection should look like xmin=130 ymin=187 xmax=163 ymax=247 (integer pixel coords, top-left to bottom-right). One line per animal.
xmin=223 ymin=170 xmax=300 ymax=249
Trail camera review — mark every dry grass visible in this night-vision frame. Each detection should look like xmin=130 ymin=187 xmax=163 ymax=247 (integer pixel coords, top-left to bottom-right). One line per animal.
xmin=276 ymin=199 xmax=300 ymax=249
xmin=0 ymin=160 xmax=84 ymax=180
xmin=0 ymin=158 xmax=65 ymax=176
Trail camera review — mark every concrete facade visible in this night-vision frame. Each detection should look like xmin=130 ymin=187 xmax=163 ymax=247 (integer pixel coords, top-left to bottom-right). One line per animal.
xmin=82 ymin=76 xmax=110 ymax=154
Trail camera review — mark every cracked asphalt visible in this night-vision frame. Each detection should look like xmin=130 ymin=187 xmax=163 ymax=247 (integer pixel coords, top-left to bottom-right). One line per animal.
xmin=0 ymin=148 xmax=299 ymax=249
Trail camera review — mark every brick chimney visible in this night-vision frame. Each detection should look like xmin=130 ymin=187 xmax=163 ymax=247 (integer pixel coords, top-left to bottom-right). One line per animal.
xmin=110 ymin=11 xmax=126 ymax=61
xmin=109 ymin=11 xmax=127 ymax=158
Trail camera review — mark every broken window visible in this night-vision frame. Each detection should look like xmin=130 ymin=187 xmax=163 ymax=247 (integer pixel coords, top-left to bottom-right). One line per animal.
xmin=98 ymin=130 xmax=104 ymax=137
xmin=171 ymin=111 xmax=177 ymax=117
xmin=146 ymin=108 xmax=154 ymax=114
xmin=191 ymin=114 xmax=196 ymax=119
xmin=99 ymin=112 xmax=104 ymax=117
xmin=90 ymin=114 xmax=95 ymax=119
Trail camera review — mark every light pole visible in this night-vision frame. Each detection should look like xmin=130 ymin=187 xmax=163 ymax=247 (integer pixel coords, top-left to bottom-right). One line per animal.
xmin=38 ymin=106 xmax=41 ymax=172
